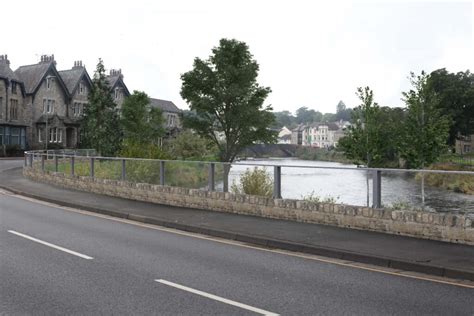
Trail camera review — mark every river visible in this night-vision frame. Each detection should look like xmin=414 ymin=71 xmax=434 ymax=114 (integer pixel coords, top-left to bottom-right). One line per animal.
xmin=227 ymin=158 xmax=474 ymax=213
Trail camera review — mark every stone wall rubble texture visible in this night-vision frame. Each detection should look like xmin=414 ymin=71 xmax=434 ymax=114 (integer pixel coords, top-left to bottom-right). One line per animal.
xmin=24 ymin=167 xmax=474 ymax=245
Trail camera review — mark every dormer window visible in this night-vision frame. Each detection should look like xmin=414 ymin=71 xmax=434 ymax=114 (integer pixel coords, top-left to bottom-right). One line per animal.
xmin=46 ymin=77 xmax=54 ymax=90
xmin=11 ymin=81 xmax=17 ymax=94
xmin=114 ymin=88 xmax=121 ymax=100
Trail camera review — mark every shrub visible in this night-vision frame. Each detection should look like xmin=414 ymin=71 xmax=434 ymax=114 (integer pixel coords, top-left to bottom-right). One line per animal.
xmin=231 ymin=167 xmax=273 ymax=197
xmin=302 ymin=191 xmax=340 ymax=204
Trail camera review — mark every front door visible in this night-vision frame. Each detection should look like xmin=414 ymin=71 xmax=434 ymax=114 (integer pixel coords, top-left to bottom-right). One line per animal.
xmin=66 ymin=128 xmax=75 ymax=148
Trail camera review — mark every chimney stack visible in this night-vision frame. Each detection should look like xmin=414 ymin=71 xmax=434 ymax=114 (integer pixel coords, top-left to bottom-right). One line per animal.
xmin=39 ymin=54 xmax=56 ymax=65
xmin=0 ymin=54 xmax=10 ymax=65
xmin=73 ymin=60 xmax=83 ymax=69
xmin=109 ymin=69 xmax=122 ymax=77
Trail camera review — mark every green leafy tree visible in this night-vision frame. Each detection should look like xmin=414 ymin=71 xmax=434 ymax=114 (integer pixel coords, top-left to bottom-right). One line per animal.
xmin=335 ymin=100 xmax=353 ymax=122
xmin=426 ymin=69 xmax=474 ymax=145
xmin=80 ymin=59 xmax=122 ymax=156
xmin=166 ymin=129 xmax=217 ymax=160
xmin=121 ymin=90 xmax=165 ymax=144
xmin=338 ymin=87 xmax=385 ymax=167
xmin=400 ymin=71 xmax=451 ymax=168
xmin=272 ymin=110 xmax=296 ymax=129
xmin=296 ymin=107 xmax=322 ymax=124
xmin=180 ymin=38 xmax=277 ymax=163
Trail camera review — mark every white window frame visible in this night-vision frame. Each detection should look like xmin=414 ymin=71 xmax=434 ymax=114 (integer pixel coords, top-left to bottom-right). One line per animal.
xmin=38 ymin=128 xmax=43 ymax=143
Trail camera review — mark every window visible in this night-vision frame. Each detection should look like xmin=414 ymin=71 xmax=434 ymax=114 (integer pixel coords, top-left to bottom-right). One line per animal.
xmin=79 ymin=83 xmax=84 ymax=95
xmin=10 ymin=127 xmax=20 ymax=145
xmin=10 ymin=99 xmax=18 ymax=120
xmin=114 ymin=88 xmax=119 ymax=100
xmin=38 ymin=127 xmax=43 ymax=143
xmin=0 ymin=97 xmax=3 ymax=119
xmin=49 ymin=127 xmax=62 ymax=143
xmin=73 ymin=102 xmax=82 ymax=117
xmin=11 ymin=81 xmax=17 ymax=94
xmin=46 ymin=77 xmax=54 ymax=90
xmin=0 ymin=127 xmax=3 ymax=145
xmin=465 ymin=145 xmax=471 ymax=153
xmin=43 ymin=98 xmax=55 ymax=114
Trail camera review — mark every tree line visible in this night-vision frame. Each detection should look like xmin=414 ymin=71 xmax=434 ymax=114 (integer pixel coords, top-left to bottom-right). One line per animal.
xmin=80 ymin=39 xmax=473 ymax=173
xmin=339 ymin=70 xmax=473 ymax=168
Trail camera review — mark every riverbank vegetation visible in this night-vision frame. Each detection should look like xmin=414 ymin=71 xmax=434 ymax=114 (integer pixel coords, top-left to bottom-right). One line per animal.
xmin=338 ymin=69 xmax=473 ymax=194
xmin=417 ymin=163 xmax=474 ymax=195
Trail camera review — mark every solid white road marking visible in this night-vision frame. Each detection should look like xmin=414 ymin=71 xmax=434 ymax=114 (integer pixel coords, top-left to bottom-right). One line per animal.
xmin=8 ymin=230 xmax=94 ymax=260
xmin=156 ymin=279 xmax=279 ymax=316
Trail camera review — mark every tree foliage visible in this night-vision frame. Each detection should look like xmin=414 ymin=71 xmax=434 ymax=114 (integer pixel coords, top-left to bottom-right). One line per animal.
xmin=180 ymin=38 xmax=277 ymax=162
xmin=121 ymin=90 xmax=164 ymax=144
xmin=426 ymin=68 xmax=474 ymax=145
xmin=80 ymin=59 xmax=122 ymax=156
xmin=231 ymin=167 xmax=273 ymax=197
xmin=400 ymin=72 xmax=451 ymax=168
xmin=165 ymin=129 xmax=217 ymax=160
xmin=338 ymin=87 xmax=403 ymax=167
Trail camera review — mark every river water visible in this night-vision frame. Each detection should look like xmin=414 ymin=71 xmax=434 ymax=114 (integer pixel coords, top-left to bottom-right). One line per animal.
xmin=227 ymin=158 xmax=474 ymax=213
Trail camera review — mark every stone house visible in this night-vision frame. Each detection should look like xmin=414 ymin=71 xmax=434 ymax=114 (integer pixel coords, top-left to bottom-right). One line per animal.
xmin=0 ymin=54 xmax=132 ymax=150
xmin=107 ymin=69 xmax=130 ymax=110
xmin=0 ymin=55 xmax=28 ymax=149
xmin=149 ymin=98 xmax=182 ymax=137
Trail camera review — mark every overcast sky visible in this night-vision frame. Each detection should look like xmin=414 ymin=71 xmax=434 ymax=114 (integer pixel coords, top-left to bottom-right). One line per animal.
xmin=3 ymin=0 xmax=473 ymax=114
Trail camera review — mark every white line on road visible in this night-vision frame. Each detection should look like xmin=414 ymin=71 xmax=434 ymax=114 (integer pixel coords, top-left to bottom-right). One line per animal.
xmin=8 ymin=230 xmax=94 ymax=260
xmin=156 ymin=279 xmax=279 ymax=316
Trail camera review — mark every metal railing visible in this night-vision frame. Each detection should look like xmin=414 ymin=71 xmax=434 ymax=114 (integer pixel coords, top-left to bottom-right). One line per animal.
xmin=24 ymin=150 xmax=474 ymax=210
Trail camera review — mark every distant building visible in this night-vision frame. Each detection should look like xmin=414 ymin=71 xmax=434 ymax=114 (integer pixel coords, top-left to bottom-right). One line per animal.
xmin=278 ymin=126 xmax=292 ymax=144
xmin=455 ymin=134 xmax=473 ymax=154
xmin=302 ymin=122 xmax=340 ymax=148
xmin=148 ymin=98 xmax=182 ymax=137
xmin=291 ymin=124 xmax=305 ymax=145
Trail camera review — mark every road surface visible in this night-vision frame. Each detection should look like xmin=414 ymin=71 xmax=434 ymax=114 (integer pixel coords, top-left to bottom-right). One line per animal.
xmin=1 ymin=180 xmax=473 ymax=315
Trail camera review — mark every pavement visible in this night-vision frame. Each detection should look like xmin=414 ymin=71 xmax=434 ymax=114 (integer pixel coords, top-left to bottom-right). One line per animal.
xmin=1 ymin=161 xmax=473 ymax=282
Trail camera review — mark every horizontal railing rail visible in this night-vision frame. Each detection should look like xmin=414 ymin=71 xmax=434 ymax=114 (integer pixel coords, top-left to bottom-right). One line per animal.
xmin=23 ymin=150 xmax=474 ymax=209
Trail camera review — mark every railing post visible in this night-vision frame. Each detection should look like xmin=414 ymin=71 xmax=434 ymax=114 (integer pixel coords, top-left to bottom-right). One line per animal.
xmin=121 ymin=159 xmax=126 ymax=181
xmin=90 ymin=157 xmax=95 ymax=178
xmin=160 ymin=161 xmax=165 ymax=185
xmin=54 ymin=154 xmax=58 ymax=172
xmin=71 ymin=156 xmax=75 ymax=176
xmin=24 ymin=154 xmax=27 ymax=167
xmin=208 ymin=163 xmax=215 ymax=191
xmin=372 ymin=169 xmax=382 ymax=208
xmin=273 ymin=166 xmax=282 ymax=199
xmin=29 ymin=153 xmax=33 ymax=168
xmin=41 ymin=154 xmax=45 ymax=172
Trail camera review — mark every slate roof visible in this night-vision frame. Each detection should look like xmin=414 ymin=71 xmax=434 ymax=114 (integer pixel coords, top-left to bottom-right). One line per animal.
xmin=106 ymin=74 xmax=130 ymax=97
xmin=0 ymin=62 xmax=21 ymax=82
xmin=149 ymin=98 xmax=181 ymax=113
xmin=14 ymin=62 xmax=52 ymax=94
xmin=58 ymin=68 xmax=85 ymax=94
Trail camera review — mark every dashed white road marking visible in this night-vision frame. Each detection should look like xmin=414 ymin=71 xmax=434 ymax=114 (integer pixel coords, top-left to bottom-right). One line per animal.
xmin=8 ymin=230 xmax=94 ymax=260
xmin=156 ymin=279 xmax=279 ymax=316
xmin=2 ymin=190 xmax=473 ymax=288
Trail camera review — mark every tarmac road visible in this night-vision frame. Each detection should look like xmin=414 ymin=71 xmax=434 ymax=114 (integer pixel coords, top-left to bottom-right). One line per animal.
xmin=1 ymin=187 xmax=473 ymax=315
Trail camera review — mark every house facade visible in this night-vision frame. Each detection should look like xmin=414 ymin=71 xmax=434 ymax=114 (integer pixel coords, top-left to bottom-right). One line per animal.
xmin=302 ymin=122 xmax=340 ymax=148
xmin=149 ymin=98 xmax=182 ymax=137
xmin=0 ymin=55 xmax=28 ymax=149
xmin=0 ymin=54 xmax=132 ymax=151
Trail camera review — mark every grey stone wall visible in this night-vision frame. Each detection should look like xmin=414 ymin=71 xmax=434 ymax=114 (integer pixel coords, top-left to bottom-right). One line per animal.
xmin=24 ymin=167 xmax=474 ymax=245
